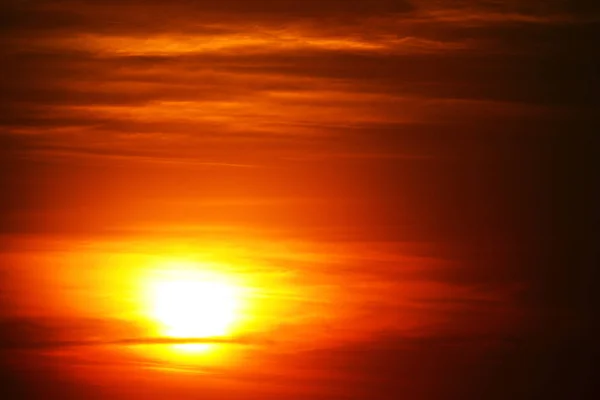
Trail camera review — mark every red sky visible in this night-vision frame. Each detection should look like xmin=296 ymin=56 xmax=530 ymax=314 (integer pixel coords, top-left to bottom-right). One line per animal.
xmin=1 ymin=1 xmax=598 ymax=399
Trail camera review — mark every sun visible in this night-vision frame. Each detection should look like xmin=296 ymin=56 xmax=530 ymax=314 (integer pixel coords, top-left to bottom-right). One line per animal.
xmin=152 ymin=279 xmax=238 ymax=338
xmin=146 ymin=263 xmax=242 ymax=352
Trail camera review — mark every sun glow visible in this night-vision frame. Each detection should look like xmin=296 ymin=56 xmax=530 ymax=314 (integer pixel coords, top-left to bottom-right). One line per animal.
xmin=146 ymin=262 xmax=243 ymax=353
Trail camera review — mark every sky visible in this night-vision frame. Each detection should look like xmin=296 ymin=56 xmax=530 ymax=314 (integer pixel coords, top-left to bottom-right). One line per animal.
xmin=1 ymin=1 xmax=598 ymax=399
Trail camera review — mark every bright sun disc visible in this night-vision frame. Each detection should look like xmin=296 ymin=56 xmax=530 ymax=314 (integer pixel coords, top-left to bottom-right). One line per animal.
xmin=147 ymin=266 xmax=241 ymax=352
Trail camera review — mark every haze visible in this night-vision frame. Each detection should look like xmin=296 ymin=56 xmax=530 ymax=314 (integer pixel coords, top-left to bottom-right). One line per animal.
xmin=1 ymin=1 xmax=597 ymax=399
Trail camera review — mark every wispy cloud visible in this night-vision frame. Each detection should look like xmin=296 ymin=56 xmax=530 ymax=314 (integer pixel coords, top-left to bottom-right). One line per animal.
xmin=1 ymin=335 xmax=263 ymax=350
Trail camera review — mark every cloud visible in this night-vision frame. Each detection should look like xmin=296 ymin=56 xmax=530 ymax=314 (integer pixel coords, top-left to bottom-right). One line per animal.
xmin=3 ymin=0 xmax=597 ymax=162
xmin=2 ymin=335 xmax=260 ymax=350
xmin=0 ymin=315 xmax=272 ymax=351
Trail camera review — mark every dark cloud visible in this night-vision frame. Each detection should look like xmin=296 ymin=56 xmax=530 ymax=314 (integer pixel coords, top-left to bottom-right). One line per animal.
xmin=0 ymin=0 xmax=414 ymax=39
xmin=1 ymin=314 xmax=597 ymax=399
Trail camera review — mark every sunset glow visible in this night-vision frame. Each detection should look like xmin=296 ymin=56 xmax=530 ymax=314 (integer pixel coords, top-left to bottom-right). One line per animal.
xmin=1 ymin=0 xmax=594 ymax=399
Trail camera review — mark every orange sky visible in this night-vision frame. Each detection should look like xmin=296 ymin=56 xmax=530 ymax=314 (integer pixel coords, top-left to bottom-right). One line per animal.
xmin=1 ymin=1 xmax=598 ymax=399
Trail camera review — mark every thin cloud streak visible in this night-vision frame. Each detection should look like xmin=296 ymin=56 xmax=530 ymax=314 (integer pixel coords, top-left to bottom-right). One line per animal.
xmin=22 ymin=149 xmax=261 ymax=168
xmin=1 ymin=336 xmax=264 ymax=350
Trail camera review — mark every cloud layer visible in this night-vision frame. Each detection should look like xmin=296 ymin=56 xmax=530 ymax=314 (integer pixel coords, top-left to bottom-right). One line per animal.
xmin=1 ymin=1 xmax=598 ymax=399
